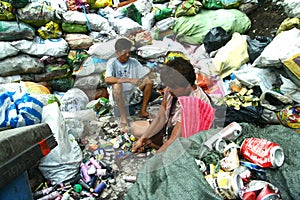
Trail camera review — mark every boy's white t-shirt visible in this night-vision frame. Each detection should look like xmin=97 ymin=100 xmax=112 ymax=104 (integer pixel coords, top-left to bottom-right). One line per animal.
xmin=106 ymin=57 xmax=150 ymax=105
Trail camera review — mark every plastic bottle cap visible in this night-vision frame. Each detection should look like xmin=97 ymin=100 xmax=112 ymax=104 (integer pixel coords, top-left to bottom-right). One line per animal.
xmin=73 ymin=184 xmax=83 ymax=193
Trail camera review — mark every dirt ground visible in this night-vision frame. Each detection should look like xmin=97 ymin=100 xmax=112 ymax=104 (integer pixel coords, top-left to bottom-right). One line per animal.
xmin=245 ymin=0 xmax=288 ymax=39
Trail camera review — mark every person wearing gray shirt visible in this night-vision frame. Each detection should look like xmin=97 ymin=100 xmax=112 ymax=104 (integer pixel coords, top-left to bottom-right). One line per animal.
xmin=105 ymin=38 xmax=153 ymax=133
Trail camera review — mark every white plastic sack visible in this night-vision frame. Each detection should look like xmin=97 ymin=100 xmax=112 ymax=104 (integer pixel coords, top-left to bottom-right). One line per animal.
xmin=142 ymin=12 xmax=155 ymax=31
xmin=282 ymin=0 xmax=300 ymax=18
xmin=0 ymin=75 xmax=21 ymax=84
xmin=108 ymin=16 xmax=143 ymax=35
xmin=212 ymin=32 xmax=249 ymax=78
xmin=0 ymin=42 xmax=19 ymax=60
xmin=0 ymin=54 xmax=44 ymax=77
xmin=31 ymin=0 xmax=68 ymax=18
xmin=87 ymin=37 xmax=120 ymax=59
xmin=137 ymin=37 xmax=188 ymax=59
xmin=74 ymin=74 xmax=101 ymax=90
xmin=10 ymin=37 xmax=69 ymax=57
xmin=60 ymin=88 xmax=89 ymax=112
xmin=0 ymin=21 xmax=35 ymax=41
xmin=62 ymin=11 xmax=116 ymax=35
xmin=252 ymin=28 xmax=300 ymax=68
xmin=233 ymin=64 xmax=278 ymax=93
xmin=73 ymin=56 xmax=107 ymax=77
xmin=39 ymin=102 xmax=82 ymax=183
xmin=89 ymin=31 xmax=116 ymax=43
xmin=133 ymin=0 xmax=153 ymax=15
xmin=280 ymin=74 xmax=300 ymax=103
xmin=65 ymin=34 xmax=93 ymax=50
xmin=17 ymin=2 xmax=56 ymax=23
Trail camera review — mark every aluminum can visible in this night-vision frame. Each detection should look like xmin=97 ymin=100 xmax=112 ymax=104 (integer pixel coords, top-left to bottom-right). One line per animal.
xmin=215 ymin=172 xmax=244 ymax=199
xmin=240 ymin=138 xmax=284 ymax=168
xmin=233 ymin=165 xmax=251 ymax=182
xmin=243 ymin=180 xmax=281 ymax=200
xmin=219 ymin=121 xmax=242 ymax=141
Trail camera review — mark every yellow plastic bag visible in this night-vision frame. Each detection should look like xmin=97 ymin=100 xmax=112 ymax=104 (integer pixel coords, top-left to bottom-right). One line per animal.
xmin=283 ymin=53 xmax=300 ymax=80
xmin=23 ymin=82 xmax=51 ymax=95
xmin=38 ymin=21 xmax=62 ymax=39
xmin=0 ymin=1 xmax=15 ymax=20
xmin=276 ymin=17 xmax=300 ymax=35
xmin=212 ymin=32 xmax=249 ymax=78
xmin=95 ymin=0 xmax=112 ymax=8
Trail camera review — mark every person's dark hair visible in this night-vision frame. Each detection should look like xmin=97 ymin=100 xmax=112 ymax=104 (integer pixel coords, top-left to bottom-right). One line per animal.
xmin=160 ymin=57 xmax=196 ymax=88
xmin=115 ymin=38 xmax=133 ymax=52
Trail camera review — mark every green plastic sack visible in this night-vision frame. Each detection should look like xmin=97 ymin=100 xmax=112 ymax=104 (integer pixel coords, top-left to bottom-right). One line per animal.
xmin=175 ymin=0 xmax=203 ymax=18
xmin=62 ymin=22 xmax=88 ymax=33
xmin=221 ymin=0 xmax=241 ymax=8
xmin=154 ymin=6 xmax=172 ymax=21
xmin=173 ymin=9 xmax=251 ymax=45
xmin=203 ymin=0 xmax=223 ymax=9
xmin=49 ymin=76 xmax=75 ymax=92
xmin=122 ymin=3 xmax=142 ymax=25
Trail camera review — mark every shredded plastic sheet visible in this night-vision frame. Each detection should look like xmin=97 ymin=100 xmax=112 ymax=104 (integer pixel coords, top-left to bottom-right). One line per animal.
xmin=126 ymin=123 xmax=300 ymax=200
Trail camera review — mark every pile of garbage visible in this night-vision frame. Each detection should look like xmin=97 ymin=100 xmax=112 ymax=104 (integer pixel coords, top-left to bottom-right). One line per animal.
xmin=0 ymin=0 xmax=300 ymax=199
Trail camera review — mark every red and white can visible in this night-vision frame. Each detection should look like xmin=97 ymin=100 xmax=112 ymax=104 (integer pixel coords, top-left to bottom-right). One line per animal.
xmin=240 ymin=138 xmax=284 ymax=168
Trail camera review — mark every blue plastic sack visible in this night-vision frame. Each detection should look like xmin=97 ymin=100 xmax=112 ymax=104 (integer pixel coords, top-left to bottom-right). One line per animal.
xmin=0 ymin=92 xmax=43 ymax=128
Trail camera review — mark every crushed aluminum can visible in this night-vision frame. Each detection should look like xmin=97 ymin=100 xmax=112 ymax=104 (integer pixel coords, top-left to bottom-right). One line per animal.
xmin=215 ymin=139 xmax=227 ymax=153
xmin=215 ymin=172 xmax=244 ymax=199
xmin=233 ymin=165 xmax=251 ymax=183
xmin=220 ymin=143 xmax=240 ymax=171
xmin=219 ymin=122 xmax=242 ymax=141
xmin=240 ymin=138 xmax=285 ymax=168
xmin=203 ymin=122 xmax=242 ymax=153
xmin=243 ymin=180 xmax=281 ymax=200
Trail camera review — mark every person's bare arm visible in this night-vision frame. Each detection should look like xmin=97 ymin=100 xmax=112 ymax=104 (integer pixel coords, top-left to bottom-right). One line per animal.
xmin=156 ymin=121 xmax=182 ymax=153
xmin=105 ymin=76 xmax=141 ymax=85
xmin=132 ymin=99 xmax=167 ymax=152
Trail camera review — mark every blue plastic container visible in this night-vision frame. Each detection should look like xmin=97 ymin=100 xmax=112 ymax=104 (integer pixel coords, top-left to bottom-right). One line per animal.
xmin=0 ymin=171 xmax=33 ymax=200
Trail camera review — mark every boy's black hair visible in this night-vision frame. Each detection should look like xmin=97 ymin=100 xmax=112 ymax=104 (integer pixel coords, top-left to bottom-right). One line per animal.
xmin=115 ymin=38 xmax=133 ymax=52
xmin=160 ymin=57 xmax=196 ymax=88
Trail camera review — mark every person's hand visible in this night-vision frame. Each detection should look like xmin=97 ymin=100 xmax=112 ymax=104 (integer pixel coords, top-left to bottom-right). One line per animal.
xmin=132 ymin=137 xmax=149 ymax=153
xmin=131 ymin=78 xmax=143 ymax=86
